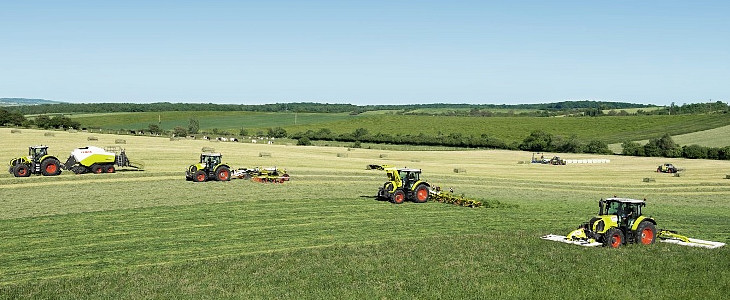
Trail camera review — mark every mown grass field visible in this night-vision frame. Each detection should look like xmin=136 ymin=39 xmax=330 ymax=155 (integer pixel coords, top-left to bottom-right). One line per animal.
xmin=1 ymin=128 xmax=729 ymax=298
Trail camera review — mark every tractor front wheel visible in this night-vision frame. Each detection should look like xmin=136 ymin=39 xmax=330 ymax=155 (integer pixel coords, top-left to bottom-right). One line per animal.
xmin=13 ymin=164 xmax=31 ymax=177
xmin=193 ymin=170 xmax=207 ymax=182
xmin=41 ymin=158 xmax=62 ymax=176
xmin=603 ymin=228 xmax=624 ymax=248
xmin=391 ymin=189 xmax=405 ymax=204
xmin=216 ymin=167 xmax=231 ymax=181
xmin=413 ymin=184 xmax=430 ymax=203
xmin=636 ymin=221 xmax=657 ymax=245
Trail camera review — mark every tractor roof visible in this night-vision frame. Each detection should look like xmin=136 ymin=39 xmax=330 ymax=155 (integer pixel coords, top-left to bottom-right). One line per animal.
xmin=604 ymin=197 xmax=645 ymax=204
xmin=398 ymin=168 xmax=421 ymax=172
xmin=201 ymin=152 xmax=222 ymax=157
xmin=31 ymin=145 xmax=48 ymax=149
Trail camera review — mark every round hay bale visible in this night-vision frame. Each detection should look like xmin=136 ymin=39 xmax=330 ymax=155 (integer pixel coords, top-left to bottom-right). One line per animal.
xmin=87 ymin=136 xmax=98 ymax=141
xmin=259 ymin=152 xmax=272 ymax=157
xmin=44 ymin=132 xmax=55 ymax=137
xmin=202 ymin=147 xmax=215 ymax=152
xmin=10 ymin=129 xmax=21 ymax=133
xmin=642 ymin=178 xmax=656 ymax=183
xmin=337 ymin=153 xmax=348 ymax=158
xmin=725 ymin=174 xmax=730 ymax=179
xmin=379 ymin=154 xmax=388 ymax=158
xmin=453 ymin=168 xmax=466 ymax=173
xmin=115 ymin=139 xmax=126 ymax=144
xmin=673 ymin=173 xmax=681 ymax=177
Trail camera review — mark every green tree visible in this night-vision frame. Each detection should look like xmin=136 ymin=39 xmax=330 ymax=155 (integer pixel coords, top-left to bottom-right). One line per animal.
xmin=173 ymin=126 xmax=188 ymax=137
xmin=148 ymin=124 xmax=162 ymax=134
xmin=621 ymin=141 xmax=644 ymax=156
xmin=297 ymin=137 xmax=312 ymax=146
xmin=188 ymin=118 xmax=200 ymax=134
xmin=267 ymin=127 xmax=287 ymax=138
xmin=520 ymin=130 xmax=553 ymax=152
xmin=584 ymin=140 xmax=611 ymax=154
xmin=239 ymin=127 xmax=248 ymax=136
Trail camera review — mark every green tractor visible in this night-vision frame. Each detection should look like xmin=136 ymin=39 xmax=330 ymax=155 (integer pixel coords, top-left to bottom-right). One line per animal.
xmin=566 ymin=198 xmax=657 ymax=248
xmin=377 ymin=167 xmax=431 ymax=204
xmin=8 ymin=145 xmax=63 ymax=177
xmin=185 ymin=153 xmax=231 ymax=182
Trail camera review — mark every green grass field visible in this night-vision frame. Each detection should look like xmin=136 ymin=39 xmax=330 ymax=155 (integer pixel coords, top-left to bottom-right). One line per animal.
xmin=70 ymin=112 xmax=730 ymax=146
xmin=69 ymin=111 xmax=358 ymax=132
xmin=284 ymin=114 xmax=730 ymax=144
xmin=1 ymin=128 xmax=729 ymax=298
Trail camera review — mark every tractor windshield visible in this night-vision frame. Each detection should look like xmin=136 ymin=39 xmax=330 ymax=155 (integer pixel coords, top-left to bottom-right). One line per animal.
xmin=400 ymin=171 xmax=420 ymax=183
xmin=31 ymin=147 xmax=48 ymax=159
xmin=605 ymin=201 xmax=622 ymax=215
xmin=201 ymin=155 xmax=221 ymax=167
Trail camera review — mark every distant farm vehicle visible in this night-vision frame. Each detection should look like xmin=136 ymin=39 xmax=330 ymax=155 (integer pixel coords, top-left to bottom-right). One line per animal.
xmin=233 ymin=167 xmax=290 ymax=183
xmin=186 ymin=153 xmax=231 ymax=182
xmin=657 ymin=163 xmax=680 ymax=173
xmin=64 ymin=146 xmax=142 ymax=174
xmin=8 ymin=145 xmax=62 ymax=177
xmin=549 ymin=156 xmax=566 ymax=165
xmin=541 ymin=197 xmax=725 ymax=249
xmin=531 ymin=153 xmax=565 ymax=165
xmin=376 ymin=166 xmax=431 ymax=204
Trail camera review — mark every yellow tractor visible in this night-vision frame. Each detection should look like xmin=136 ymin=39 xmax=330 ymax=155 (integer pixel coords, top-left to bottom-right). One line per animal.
xmin=542 ymin=197 xmax=725 ymax=249
xmin=185 ymin=153 xmax=231 ymax=182
xmin=8 ymin=145 xmax=62 ymax=177
xmin=376 ymin=167 xmax=431 ymax=204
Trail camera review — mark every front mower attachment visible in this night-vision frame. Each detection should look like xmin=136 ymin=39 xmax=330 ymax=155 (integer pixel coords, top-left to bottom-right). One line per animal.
xmin=540 ymin=234 xmax=602 ymax=247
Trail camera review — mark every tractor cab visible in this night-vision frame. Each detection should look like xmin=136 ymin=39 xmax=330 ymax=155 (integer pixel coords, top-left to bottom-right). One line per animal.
xmin=599 ymin=198 xmax=645 ymax=226
xmin=200 ymin=153 xmax=222 ymax=169
xmin=30 ymin=146 xmax=49 ymax=161
xmin=398 ymin=169 xmax=421 ymax=191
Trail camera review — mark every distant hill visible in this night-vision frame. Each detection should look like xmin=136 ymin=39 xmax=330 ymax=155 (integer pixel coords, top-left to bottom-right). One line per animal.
xmin=0 ymin=98 xmax=65 ymax=106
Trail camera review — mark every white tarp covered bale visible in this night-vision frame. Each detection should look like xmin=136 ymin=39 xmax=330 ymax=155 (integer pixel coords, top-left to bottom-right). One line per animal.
xmin=565 ymin=159 xmax=610 ymax=164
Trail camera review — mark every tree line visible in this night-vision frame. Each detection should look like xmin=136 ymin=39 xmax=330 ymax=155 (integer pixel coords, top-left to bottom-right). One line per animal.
xmin=7 ymin=100 xmax=658 ymax=115
xmin=0 ymin=108 xmax=80 ymax=129
xmin=622 ymin=134 xmax=730 ymax=160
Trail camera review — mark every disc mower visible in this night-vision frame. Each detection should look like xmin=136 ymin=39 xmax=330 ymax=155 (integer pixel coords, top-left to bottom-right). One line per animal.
xmin=186 ymin=152 xmax=231 ymax=182
xmin=8 ymin=145 xmax=62 ymax=177
xmin=541 ymin=197 xmax=725 ymax=249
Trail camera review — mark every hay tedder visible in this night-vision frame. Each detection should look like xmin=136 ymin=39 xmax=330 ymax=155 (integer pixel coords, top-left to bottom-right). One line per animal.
xmin=373 ymin=165 xmax=482 ymax=207
xmin=233 ymin=167 xmax=290 ymax=183
xmin=541 ymin=197 xmax=725 ymax=249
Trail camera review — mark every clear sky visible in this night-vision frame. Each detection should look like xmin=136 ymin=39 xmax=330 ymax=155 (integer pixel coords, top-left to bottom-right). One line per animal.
xmin=1 ymin=1 xmax=728 ymax=105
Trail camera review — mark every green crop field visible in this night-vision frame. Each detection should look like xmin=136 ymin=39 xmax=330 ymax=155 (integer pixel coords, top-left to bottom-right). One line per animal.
xmin=284 ymin=114 xmax=730 ymax=144
xmin=69 ymin=112 xmax=730 ymax=146
xmin=1 ymin=128 xmax=729 ymax=298
xmin=68 ymin=111 xmax=358 ymax=132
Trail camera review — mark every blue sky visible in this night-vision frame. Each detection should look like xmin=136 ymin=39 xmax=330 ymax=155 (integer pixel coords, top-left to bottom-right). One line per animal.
xmin=1 ymin=1 xmax=728 ymax=105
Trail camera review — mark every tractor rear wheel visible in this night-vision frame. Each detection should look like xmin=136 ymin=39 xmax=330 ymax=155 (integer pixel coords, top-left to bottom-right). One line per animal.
xmin=636 ymin=221 xmax=657 ymax=245
xmin=215 ymin=166 xmax=231 ymax=181
xmin=413 ymin=184 xmax=430 ymax=203
xmin=91 ymin=164 xmax=103 ymax=174
xmin=41 ymin=158 xmax=61 ymax=176
xmin=13 ymin=164 xmax=31 ymax=177
xmin=603 ymin=228 xmax=624 ymax=248
xmin=104 ymin=165 xmax=116 ymax=173
xmin=193 ymin=170 xmax=207 ymax=182
xmin=391 ymin=189 xmax=405 ymax=204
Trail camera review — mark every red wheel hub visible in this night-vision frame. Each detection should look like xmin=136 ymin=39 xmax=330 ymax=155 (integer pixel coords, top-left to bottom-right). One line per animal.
xmin=611 ymin=234 xmax=622 ymax=248
xmin=46 ymin=164 xmax=57 ymax=174
xmin=641 ymin=228 xmax=654 ymax=244
xmin=197 ymin=174 xmax=206 ymax=181
xmin=219 ymin=170 xmax=229 ymax=180
xmin=417 ymin=189 xmax=428 ymax=201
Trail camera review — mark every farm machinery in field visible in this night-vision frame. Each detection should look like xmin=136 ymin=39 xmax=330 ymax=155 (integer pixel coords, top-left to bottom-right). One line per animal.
xmin=233 ymin=167 xmax=290 ymax=183
xmin=8 ymin=145 xmax=63 ymax=177
xmin=657 ymin=163 xmax=681 ymax=173
xmin=377 ymin=166 xmax=431 ymax=204
xmin=372 ymin=165 xmax=482 ymax=207
xmin=186 ymin=152 xmax=232 ymax=182
xmin=64 ymin=146 xmax=143 ymax=174
xmin=9 ymin=145 xmax=143 ymax=177
xmin=541 ymin=197 xmax=725 ymax=249
xmin=530 ymin=153 xmax=566 ymax=165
